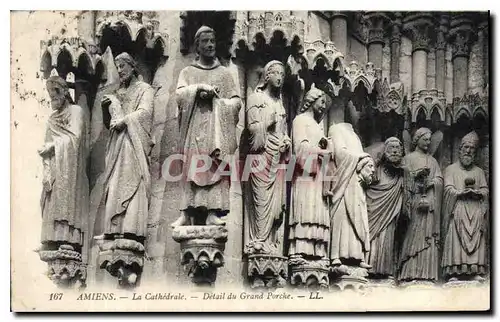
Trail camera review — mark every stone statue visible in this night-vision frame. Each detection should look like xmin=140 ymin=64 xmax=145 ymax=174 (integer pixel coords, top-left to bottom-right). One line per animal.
xmin=244 ymin=60 xmax=290 ymax=255
xmin=93 ymin=52 xmax=154 ymax=287
xmin=171 ymin=25 xmax=241 ymax=227
xmin=441 ymin=132 xmax=489 ymax=283
xmin=324 ymin=100 xmax=376 ymax=289
xmin=37 ymin=76 xmax=89 ymax=288
xmin=288 ymin=87 xmax=331 ymax=288
xmin=170 ymin=25 xmax=240 ymax=286
xmin=398 ymin=127 xmax=443 ymax=284
xmin=365 ymin=137 xmax=405 ymax=281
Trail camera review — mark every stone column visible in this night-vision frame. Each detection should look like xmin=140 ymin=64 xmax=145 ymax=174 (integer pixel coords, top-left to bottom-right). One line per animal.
xmin=365 ymin=12 xmax=390 ymax=70
xmin=331 ymin=11 xmax=348 ymax=55
xmin=449 ymin=29 xmax=473 ymax=99
xmin=435 ymin=14 xmax=449 ymax=94
xmin=390 ymin=13 xmax=403 ymax=83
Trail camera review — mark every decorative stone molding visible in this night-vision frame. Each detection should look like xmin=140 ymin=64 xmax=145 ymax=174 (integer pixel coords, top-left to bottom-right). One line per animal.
xmin=410 ymin=89 xmax=446 ymax=123
xmin=330 ymin=264 xmax=369 ymax=291
xmin=302 ymin=40 xmax=344 ymax=72
xmin=96 ymin=11 xmax=169 ymax=55
xmin=452 ymin=93 xmax=488 ymax=124
xmin=376 ymin=79 xmax=405 ymax=114
xmin=40 ymin=36 xmax=100 ymax=78
xmin=436 ymin=14 xmax=450 ymax=51
xmin=364 ymin=12 xmax=391 ymax=46
xmin=349 ymin=11 xmax=368 ymax=44
xmin=246 ymin=254 xmax=287 ymax=289
xmin=328 ymin=61 xmax=380 ymax=95
xmin=172 ymin=226 xmax=228 ymax=286
xmin=289 ymin=256 xmax=329 ymax=289
xmin=232 ymin=11 xmax=305 ymax=53
xmin=97 ymin=238 xmax=145 ymax=289
xmin=37 ymin=245 xmax=87 ymax=289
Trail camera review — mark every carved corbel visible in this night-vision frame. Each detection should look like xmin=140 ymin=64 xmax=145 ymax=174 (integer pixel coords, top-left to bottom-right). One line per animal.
xmin=36 ymin=245 xmax=87 ymax=289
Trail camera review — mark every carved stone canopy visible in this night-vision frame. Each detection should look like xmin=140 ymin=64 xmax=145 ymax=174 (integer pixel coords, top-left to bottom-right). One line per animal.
xmin=40 ymin=36 xmax=99 ymax=79
xmin=302 ymin=40 xmax=344 ymax=72
xmin=452 ymin=93 xmax=488 ymax=125
xmin=410 ymin=89 xmax=446 ymax=124
xmin=96 ymin=11 xmax=169 ymax=56
xmin=232 ymin=11 xmax=305 ymax=55
xmin=328 ymin=61 xmax=381 ymax=96
xmin=376 ymin=79 xmax=405 ymax=115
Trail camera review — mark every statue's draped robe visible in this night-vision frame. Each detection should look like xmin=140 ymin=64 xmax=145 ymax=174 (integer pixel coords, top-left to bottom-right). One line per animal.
xmin=366 ymin=163 xmax=404 ymax=275
xmin=399 ymin=151 xmax=443 ymax=281
xmin=441 ymin=163 xmax=488 ymax=276
xmin=327 ymin=123 xmax=370 ymax=262
xmin=176 ymin=59 xmax=240 ymax=213
xmin=94 ymin=80 xmax=154 ymax=241
xmin=41 ymin=104 xmax=89 ymax=252
xmin=244 ymin=91 xmax=289 ymax=254
xmin=288 ymin=113 xmax=329 ymax=258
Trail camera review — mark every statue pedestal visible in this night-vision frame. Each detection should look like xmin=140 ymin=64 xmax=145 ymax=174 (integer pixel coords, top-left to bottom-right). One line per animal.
xmin=443 ymin=278 xmax=487 ymax=289
xmin=172 ymin=225 xmax=228 ymax=286
xmin=246 ymin=254 xmax=288 ymax=289
xmin=330 ymin=265 xmax=368 ymax=291
xmin=367 ymin=276 xmax=397 ymax=288
xmin=97 ymin=238 xmax=145 ymax=289
xmin=37 ymin=245 xmax=86 ymax=289
xmin=289 ymin=256 xmax=329 ymax=289
xmin=398 ymin=279 xmax=437 ymax=289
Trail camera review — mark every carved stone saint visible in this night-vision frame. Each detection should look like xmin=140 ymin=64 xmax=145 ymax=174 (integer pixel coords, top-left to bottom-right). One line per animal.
xmin=288 ymin=87 xmax=331 ymax=289
xmin=326 ymin=101 xmax=376 ymax=289
xmin=171 ymin=25 xmax=241 ymax=227
xmin=243 ymin=60 xmax=290 ymax=288
xmin=365 ymin=137 xmax=405 ymax=282
xmin=37 ymin=76 xmax=89 ymax=288
xmin=441 ymin=132 xmax=489 ymax=283
xmin=170 ymin=26 xmax=241 ymax=286
xmin=399 ymin=127 xmax=443 ymax=285
xmin=92 ymin=52 xmax=154 ymax=288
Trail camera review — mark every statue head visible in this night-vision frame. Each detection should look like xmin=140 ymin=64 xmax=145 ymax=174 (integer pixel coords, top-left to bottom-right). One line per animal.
xmin=383 ymin=137 xmax=404 ymax=166
xmin=194 ymin=26 xmax=216 ymax=60
xmin=115 ymin=52 xmax=137 ymax=84
xmin=358 ymin=156 xmax=376 ymax=185
xmin=46 ymin=76 xmax=72 ymax=111
xmin=301 ymin=87 xmax=327 ymax=122
xmin=412 ymin=127 xmax=432 ymax=153
xmin=459 ymin=131 xmax=479 ymax=168
xmin=262 ymin=60 xmax=285 ymax=90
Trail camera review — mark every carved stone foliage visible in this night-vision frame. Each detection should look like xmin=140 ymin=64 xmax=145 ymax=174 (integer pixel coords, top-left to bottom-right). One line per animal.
xmin=172 ymin=226 xmax=228 ymax=286
xmin=376 ymin=79 xmax=405 ymax=114
xmin=364 ymin=12 xmax=391 ymax=45
xmin=403 ymin=13 xmax=436 ymax=53
xmin=97 ymin=239 xmax=145 ymax=289
xmin=410 ymin=89 xmax=446 ymax=124
xmin=289 ymin=256 xmax=329 ymax=290
xmin=448 ymin=13 xmax=476 ymax=59
xmin=348 ymin=11 xmax=368 ymax=44
xmin=452 ymin=93 xmax=488 ymax=124
xmin=246 ymin=255 xmax=287 ymax=289
xmin=37 ymin=245 xmax=87 ymax=289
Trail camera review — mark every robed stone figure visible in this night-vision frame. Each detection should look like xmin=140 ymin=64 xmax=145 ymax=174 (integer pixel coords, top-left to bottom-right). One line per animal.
xmin=171 ymin=26 xmax=241 ymax=227
xmin=39 ymin=76 xmax=89 ymax=254
xmin=441 ymin=132 xmax=489 ymax=282
xmin=366 ymin=137 xmax=405 ymax=278
xmin=399 ymin=127 xmax=443 ymax=283
xmin=244 ymin=60 xmax=290 ymax=255
xmin=93 ymin=52 xmax=154 ymax=243
xmin=288 ymin=88 xmax=330 ymax=259
xmin=326 ymin=101 xmax=375 ymax=269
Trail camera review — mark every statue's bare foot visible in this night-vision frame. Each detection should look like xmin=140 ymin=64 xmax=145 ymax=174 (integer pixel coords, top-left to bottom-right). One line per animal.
xmin=331 ymin=258 xmax=341 ymax=266
xmin=171 ymin=214 xmax=190 ymax=228
xmin=359 ymin=261 xmax=372 ymax=269
xmin=206 ymin=213 xmax=226 ymax=226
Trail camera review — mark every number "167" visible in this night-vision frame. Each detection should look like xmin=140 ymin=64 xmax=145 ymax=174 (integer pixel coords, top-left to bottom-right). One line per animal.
xmin=49 ymin=293 xmax=63 ymax=300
